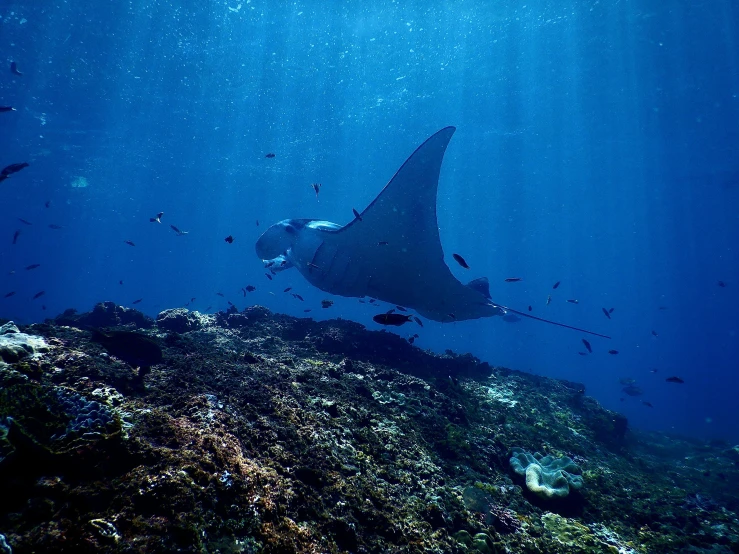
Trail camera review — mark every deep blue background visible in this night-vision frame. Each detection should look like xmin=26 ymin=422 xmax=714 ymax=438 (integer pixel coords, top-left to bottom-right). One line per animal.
xmin=1 ymin=1 xmax=737 ymax=442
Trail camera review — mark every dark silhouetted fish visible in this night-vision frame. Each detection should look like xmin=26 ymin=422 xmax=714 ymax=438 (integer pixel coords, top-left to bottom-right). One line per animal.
xmin=651 ymin=330 xmax=658 ymax=337
xmin=265 ymin=273 xmax=273 ymax=280
xmin=32 ymin=291 xmax=45 ymax=299
xmin=312 ymin=182 xmax=321 ymax=199
xmin=717 ymin=281 xmax=727 ymax=287
xmin=284 ymin=287 xmax=292 ymax=292
xmin=602 ymin=308 xmax=611 ymax=319
xmin=378 ymin=241 xmax=388 ymax=246
xmin=321 ymin=299 xmax=333 ymax=308
xmin=578 ymin=352 xmax=588 ymax=356
xmin=622 ymin=385 xmax=643 ymax=397
xmin=265 ymin=153 xmax=275 ymax=158
xmin=608 ymin=308 xmax=614 ymax=314
xmin=132 ymin=298 xmax=143 ymax=305
xmin=567 ymin=299 xmax=579 ymax=304
xmin=256 ymin=220 xmax=259 ymax=226
xmin=10 ymin=61 xmax=22 ymax=76
xmin=352 ymin=208 xmax=362 ymax=221
xmin=18 ymin=218 xmax=32 ymax=225
xmin=48 ymin=224 xmax=63 ymax=230
xmin=3 ymin=292 xmax=15 ymax=298
xmin=1 ymin=162 xmax=29 ymax=176
xmin=504 ymin=277 xmax=522 ymax=282
xmin=373 ymin=312 xmax=413 ymax=326
xmin=303 ymin=309 xmax=312 ymax=312
xmin=413 ymin=316 xmax=423 ymax=326
xmin=12 ymin=230 xmax=20 ymax=244
xmin=44 ymin=200 xmax=51 ymax=208
xmin=552 ymin=281 xmax=560 ymax=289
xmin=292 ymin=293 xmax=304 ymax=301
xmin=225 ymin=235 xmax=234 ymax=244
xmin=25 ymin=264 xmax=40 ymax=270
xmin=666 ymin=376 xmax=684 ymax=384
xmin=452 ymin=253 xmax=469 ymax=269
xmin=395 ymin=305 xmax=407 ymax=312
xmin=0 ymin=106 xmax=16 ymax=112
xmin=245 ymin=285 xmax=256 ymax=292
xmin=528 ymin=306 xmax=532 ymax=311
xmin=124 ymin=240 xmax=135 ymax=247
xmin=582 ymin=338 xmax=592 ymax=353
xmin=642 ymin=401 xmax=653 ymax=408
xmin=608 ymin=349 xmax=618 ymax=355
xmin=91 ymin=329 xmax=163 ymax=369
xmin=170 ymin=225 xmax=188 ymax=236
xmin=119 ymin=280 xmax=123 ymax=285
xmin=216 ymin=292 xmax=225 ymax=297
xmin=150 ymin=212 xmax=164 ymax=223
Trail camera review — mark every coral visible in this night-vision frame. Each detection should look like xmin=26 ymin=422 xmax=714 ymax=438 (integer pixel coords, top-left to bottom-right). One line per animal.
xmin=156 ymin=308 xmax=203 ymax=333
xmin=0 ymin=326 xmax=49 ymax=363
xmin=510 ymin=448 xmax=584 ymax=499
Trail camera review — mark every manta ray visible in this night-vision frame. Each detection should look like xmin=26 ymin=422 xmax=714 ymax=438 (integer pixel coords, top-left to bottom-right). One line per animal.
xmin=256 ymin=126 xmax=609 ymax=339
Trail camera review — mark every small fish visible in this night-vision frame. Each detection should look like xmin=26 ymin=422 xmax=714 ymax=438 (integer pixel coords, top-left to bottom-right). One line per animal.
xmin=124 ymin=240 xmax=136 ymax=247
xmin=666 ymin=376 xmax=684 ymax=384
xmin=44 ymin=200 xmax=51 ymax=208
xmin=608 ymin=350 xmax=619 ymax=355
xmin=582 ymin=338 xmax=592 ymax=353
xmin=619 ymin=378 xmax=636 ymax=385
xmin=378 ymin=241 xmax=389 ymax=246
xmin=18 ymin=218 xmax=32 ymax=225
xmin=132 ymin=298 xmax=143 ymax=305
xmin=602 ymin=308 xmax=611 ymax=319
xmin=25 ymin=264 xmax=40 ymax=270
xmin=368 ymin=299 xmax=376 ymax=303
xmin=265 ymin=153 xmax=275 ymax=158
xmin=149 ymin=211 xmax=164 ymax=223
xmin=0 ymin=106 xmax=16 ymax=112
xmin=256 ymin=220 xmax=259 ymax=226
xmin=608 ymin=308 xmax=614 ymax=314
xmin=216 ymin=292 xmax=225 ymax=297
xmin=1 ymin=162 xmax=29 ymax=177
xmin=10 ymin=61 xmax=22 ymax=76
xmin=241 ymin=288 xmax=247 ymax=296
xmin=91 ymin=329 xmax=163 ymax=369
xmin=245 ymin=285 xmax=256 ymax=292
xmin=265 ymin=273 xmax=273 ymax=281
xmin=170 ymin=225 xmax=188 ymax=236
xmin=303 ymin=309 xmax=312 ymax=313
xmin=32 ymin=291 xmax=45 ymax=300
xmin=578 ymin=352 xmax=588 ymax=356
xmin=528 ymin=306 xmax=532 ymax=311
xmin=452 ymin=253 xmax=469 ymax=269
xmin=373 ymin=312 xmax=413 ymax=326
xmin=447 ymin=313 xmax=457 ymax=321
xmin=395 ymin=305 xmax=407 ymax=312
xmin=408 ymin=336 xmax=415 ymax=344
xmin=224 ymin=235 xmax=234 ymax=244
xmin=546 ymin=295 xmax=552 ymax=306
xmin=12 ymin=230 xmax=20 ymax=244
xmin=190 ymin=297 xmax=196 ymax=303
xmin=42 ymin=305 xmax=46 ymax=310
xmin=504 ymin=277 xmax=521 ymax=282
xmin=205 ymin=306 xmax=212 ymax=312
xmin=311 ymin=182 xmax=321 ymax=199
xmin=651 ymin=330 xmax=658 ymax=337
xmin=622 ymin=385 xmax=643 ymax=397
xmin=48 ymin=224 xmax=63 ymax=230
xmin=642 ymin=401 xmax=654 ymax=408
xmin=413 ymin=316 xmax=423 ymax=327
xmin=227 ymin=301 xmax=234 ymax=307
xmin=284 ymin=287 xmax=292 ymax=292
xmin=352 ymin=208 xmax=362 ymax=221
xmin=567 ymin=299 xmax=579 ymax=304
xmin=3 ymin=292 xmax=15 ymax=298
xmin=119 ymin=280 xmax=124 ymax=285
xmin=650 ymin=368 xmax=658 ymax=373
xmin=717 ymin=280 xmax=727 ymax=288
xmin=552 ymin=281 xmax=560 ymax=289
xmin=265 ymin=260 xmax=275 ymax=268
xmin=292 ymin=293 xmax=304 ymax=301
xmin=321 ymin=299 xmax=334 ymax=309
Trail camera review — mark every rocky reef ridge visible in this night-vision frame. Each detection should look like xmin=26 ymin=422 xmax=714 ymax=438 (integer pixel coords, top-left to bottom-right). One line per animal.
xmin=0 ymin=303 xmax=738 ymax=553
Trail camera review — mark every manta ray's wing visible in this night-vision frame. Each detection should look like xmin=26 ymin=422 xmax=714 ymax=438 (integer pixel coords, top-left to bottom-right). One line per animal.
xmin=309 ymin=126 xmax=490 ymax=319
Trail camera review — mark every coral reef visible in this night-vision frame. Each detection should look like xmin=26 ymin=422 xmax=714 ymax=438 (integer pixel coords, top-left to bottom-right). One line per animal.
xmin=0 ymin=303 xmax=736 ymax=553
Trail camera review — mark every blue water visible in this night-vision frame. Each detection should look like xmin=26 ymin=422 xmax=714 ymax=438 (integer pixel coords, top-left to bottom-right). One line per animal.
xmin=2 ymin=1 xmax=737 ymax=442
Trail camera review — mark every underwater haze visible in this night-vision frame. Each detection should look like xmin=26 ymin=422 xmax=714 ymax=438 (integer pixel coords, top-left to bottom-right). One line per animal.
xmin=1 ymin=0 xmax=738 ymax=442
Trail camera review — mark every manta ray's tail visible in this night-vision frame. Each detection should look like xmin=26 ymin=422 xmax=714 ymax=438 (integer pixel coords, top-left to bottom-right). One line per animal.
xmin=490 ymin=303 xmax=611 ymax=339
